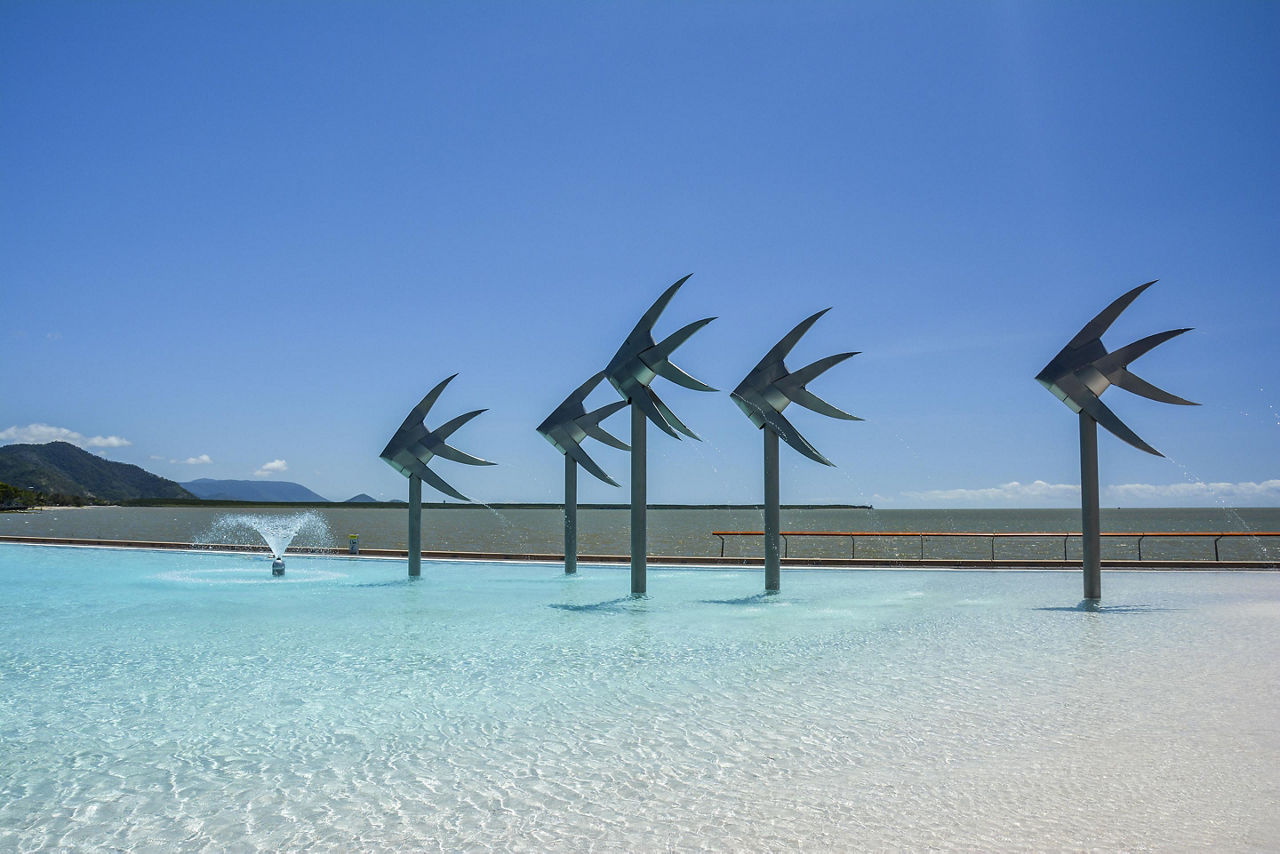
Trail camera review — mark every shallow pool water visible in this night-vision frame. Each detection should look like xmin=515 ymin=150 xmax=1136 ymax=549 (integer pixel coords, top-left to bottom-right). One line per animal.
xmin=2 ymin=544 xmax=1278 ymax=851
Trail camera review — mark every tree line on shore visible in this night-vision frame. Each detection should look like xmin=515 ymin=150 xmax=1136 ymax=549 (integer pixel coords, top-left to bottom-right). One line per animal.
xmin=0 ymin=481 xmax=86 ymax=510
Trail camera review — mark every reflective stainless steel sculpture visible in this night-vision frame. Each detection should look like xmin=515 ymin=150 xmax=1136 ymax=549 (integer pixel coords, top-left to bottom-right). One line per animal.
xmin=732 ymin=308 xmax=861 ymax=591
xmin=604 ymin=275 xmax=716 ymax=595
xmin=536 ymin=371 xmax=629 ymax=574
xmin=1036 ymin=281 xmax=1196 ymax=599
xmin=380 ymin=374 xmax=495 ymax=577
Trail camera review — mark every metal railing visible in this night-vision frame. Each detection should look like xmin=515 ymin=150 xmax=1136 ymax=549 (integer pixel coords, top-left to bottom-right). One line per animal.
xmin=710 ymin=530 xmax=1280 ymax=562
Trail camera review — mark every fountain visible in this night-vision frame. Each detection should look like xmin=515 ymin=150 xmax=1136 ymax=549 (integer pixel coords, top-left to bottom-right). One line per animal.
xmin=204 ymin=511 xmax=334 ymax=575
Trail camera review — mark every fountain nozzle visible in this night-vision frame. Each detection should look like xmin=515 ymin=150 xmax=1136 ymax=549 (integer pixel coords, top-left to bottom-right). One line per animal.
xmin=271 ymin=557 xmax=285 ymax=576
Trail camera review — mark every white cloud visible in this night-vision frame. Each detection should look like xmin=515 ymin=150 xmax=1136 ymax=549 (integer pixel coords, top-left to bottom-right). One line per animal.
xmin=1107 ymin=479 xmax=1280 ymax=503
xmin=173 ymin=454 xmax=213 ymax=465
xmin=254 ymin=459 xmax=288 ymax=477
xmin=899 ymin=478 xmax=1280 ymax=507
xmin=902 ymin=480 xmax=1080 ymax=505
xmin=0 ymin=423 xmax=132 ymax=449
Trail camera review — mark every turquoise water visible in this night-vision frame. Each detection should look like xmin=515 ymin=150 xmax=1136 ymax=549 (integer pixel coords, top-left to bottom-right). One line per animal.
xmin=2 ymin=544 xmax=1278 ymax=850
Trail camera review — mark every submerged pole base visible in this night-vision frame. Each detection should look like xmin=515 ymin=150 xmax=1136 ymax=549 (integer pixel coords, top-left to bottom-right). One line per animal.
xmin=630 ymin=402 xmax=647 ymax=597
xmin=565 ymin=453 xmax=577 ymax=576
xmin=764 ymin=426 xmax=781 ymax=593
xmin=271 ymin=557 xmax=285 ymax=576
xmin=1079 ymin=412 xmax=1102 ymax=600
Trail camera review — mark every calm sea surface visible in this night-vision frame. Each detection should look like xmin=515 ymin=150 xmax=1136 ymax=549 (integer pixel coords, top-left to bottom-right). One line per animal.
xmin=2 ymin=505 xmax=1279 ymax=561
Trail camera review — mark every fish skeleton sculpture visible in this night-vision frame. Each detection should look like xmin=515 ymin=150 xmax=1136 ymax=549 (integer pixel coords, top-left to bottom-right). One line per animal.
xmin=1035 ymin=281 xmax=1197 ymax=456
xmin=731 ymin=307 xmax=861 ymax=465
xmin=379 ymin=374 xmax=495 ymax=501
xmin=536 ymin=371 xmax=630 ymax=487
xmin=603 ymin=274 xmax=717 ymax=439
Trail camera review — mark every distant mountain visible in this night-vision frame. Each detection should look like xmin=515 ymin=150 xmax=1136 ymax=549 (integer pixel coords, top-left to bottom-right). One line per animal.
xmin=345 ymin=493 xmax=377 ymax=503
xmin=181 ymin=478 xmax=330 ymax=503
xmin=0 ymin=441 xmax=194 ymax=502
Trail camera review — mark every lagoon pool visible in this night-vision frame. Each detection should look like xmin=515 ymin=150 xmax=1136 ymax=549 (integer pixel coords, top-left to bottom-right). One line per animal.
xmin=2 ymin=544 xmax=1278 ymax=851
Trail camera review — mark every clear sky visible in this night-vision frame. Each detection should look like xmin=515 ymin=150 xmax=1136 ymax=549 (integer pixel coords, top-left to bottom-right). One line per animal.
xmin=3 ymin=1 xmax=1277 ymax=507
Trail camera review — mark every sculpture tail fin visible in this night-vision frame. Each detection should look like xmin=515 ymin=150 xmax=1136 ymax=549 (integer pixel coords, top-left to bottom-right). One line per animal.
xmin=580 ymin=400 xmax=631 ymax=450
xmin=1079 ymin=394 xmax=1163 ymax=457
xmin=429 ymin=410 xmax=495 ymax=466
xmin=784 ymin=352 xmax=859 ymax=388
xmin=1094 ymin=328 xmax=1191 ymax=375
xmin=420 ymin=466 xmax=471 ymax=502
xmin=564 ymin=442 xmax=621 ymax=487
xmin=645 ymin=387 xmax=701 ymax=440
xmin=433 ymin=443 xmax=496 ymax=467
xmin=630 ymin=388 xmax=682 ymax=439
xmin=1110 ymin=368 xmax=1199 ymax=406
xmin=648 ymin=317 xmax=718 ymax=391
xmin=788 ymin=386 xmax=863 ymax=421
xmin=433 ymin=409 xmax=486 ymax=441
xmin=399 ymin=374 xmax=458 ymax=430
xmin=1067 ymin=281 xmax=1157 ymax=349
xmin=757 ymin=308 xmax=832 ymax=368
xmin=620 ymin=274 xmax=693 ymax=348
xmin=760 ymin=407 xmax=834 ymax=466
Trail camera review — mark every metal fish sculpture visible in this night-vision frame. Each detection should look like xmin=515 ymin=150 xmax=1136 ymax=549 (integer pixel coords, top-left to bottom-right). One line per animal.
xmin=1036 ymin=280 xmax=1197 ymax=456
xmin=731 ymin=307 xmax=861 ymax=465
xmin=536 ymin=371 xmax=629 ymax=487
xmin=603 ymin=274 xmax=717 ymax=438
xmin=732 ymin=307 xmax=860 ymax=592
xmin=380 ymin=374 xmax=495 ymax=501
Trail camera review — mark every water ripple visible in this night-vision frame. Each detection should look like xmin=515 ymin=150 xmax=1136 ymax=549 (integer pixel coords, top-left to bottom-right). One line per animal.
xmin=2 ymin=548 xmax=1278 ymax=851
xmin=155 ymin=567 xmax=348 ymax=585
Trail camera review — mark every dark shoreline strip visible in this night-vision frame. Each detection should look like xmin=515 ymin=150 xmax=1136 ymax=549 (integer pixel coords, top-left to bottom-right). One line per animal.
xmin=2 ymin=535 xmax=1277 ymax=570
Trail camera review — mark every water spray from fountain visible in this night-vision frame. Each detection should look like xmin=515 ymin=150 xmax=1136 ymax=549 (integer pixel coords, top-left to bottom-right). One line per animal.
xmin=202 ymin=511 xmax=334 ymax=576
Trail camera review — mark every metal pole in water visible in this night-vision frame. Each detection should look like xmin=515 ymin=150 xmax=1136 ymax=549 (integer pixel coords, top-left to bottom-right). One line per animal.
xmin=764 ymin=426 xmax=781 ymax=592
xmin=381 ymin=376 xmax=494 ymax=578
xmin=1035 ymin=283 xmax=1197 ymax=602
xmin=1079 ymin=413 xmax=1101 ymax=599
xmin=730 ymin=309 xmax=860 ymax=591
xmin=408 ymin=474 xmax=422 ymax=578
xmin=630 ymin=402 xmax=647 ymax=596
xmin=564 ymin=454 xmax=578 ymax=575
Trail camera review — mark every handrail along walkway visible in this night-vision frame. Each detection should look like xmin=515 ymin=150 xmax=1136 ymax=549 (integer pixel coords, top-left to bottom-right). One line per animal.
xmin=710 ymin=530 xmax=1280 ymax=562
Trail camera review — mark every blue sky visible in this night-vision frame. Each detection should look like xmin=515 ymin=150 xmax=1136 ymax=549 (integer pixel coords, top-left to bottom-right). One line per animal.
xmin=3 ymin=1 xmax=1277 ymax=507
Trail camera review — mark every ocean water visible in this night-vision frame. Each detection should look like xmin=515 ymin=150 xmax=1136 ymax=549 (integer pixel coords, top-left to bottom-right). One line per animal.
xmin=2 ymin=543 xmax=1278 ymax=850
xmin=2 ymin=505 xmax=1279 ymax=560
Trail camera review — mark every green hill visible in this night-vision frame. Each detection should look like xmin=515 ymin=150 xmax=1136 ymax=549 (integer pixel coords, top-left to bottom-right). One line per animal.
xmin=0 ymin=442 xmax=194 ymax=503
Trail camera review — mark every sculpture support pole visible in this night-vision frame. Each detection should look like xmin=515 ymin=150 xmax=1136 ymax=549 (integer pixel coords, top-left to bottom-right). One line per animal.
xmin=764 ymin=426 xmax=781 ymax=592
xmin=630 ymin=402 xmax=647 ymax=596
xmin=564 ymin=455 xmax=577 ymax=575
xmin=1079 ymin=413 xmax=1101 ymax=599
xmin=408 ymin=474 xmax=422 ymax=578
